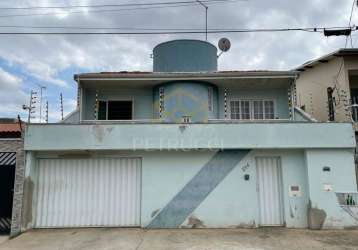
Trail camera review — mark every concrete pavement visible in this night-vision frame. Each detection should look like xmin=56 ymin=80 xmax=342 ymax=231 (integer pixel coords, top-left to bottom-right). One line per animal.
xmin=1 ymin=228 xmax=358 ymax=250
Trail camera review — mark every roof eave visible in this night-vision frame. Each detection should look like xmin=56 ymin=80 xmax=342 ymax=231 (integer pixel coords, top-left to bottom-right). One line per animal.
xmin=75 ymin=71 xmax=298 ymax=81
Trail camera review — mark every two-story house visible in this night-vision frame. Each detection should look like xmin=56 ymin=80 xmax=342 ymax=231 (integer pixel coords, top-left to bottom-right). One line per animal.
xmin=18 ymin=40 xmax=357 ymax=236
xmin=295 ymin=49 xmax=358 ymax=185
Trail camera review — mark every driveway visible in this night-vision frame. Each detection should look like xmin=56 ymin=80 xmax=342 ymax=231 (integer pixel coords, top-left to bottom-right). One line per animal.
xmin=1 ymin=228 xmax=358 ymax=250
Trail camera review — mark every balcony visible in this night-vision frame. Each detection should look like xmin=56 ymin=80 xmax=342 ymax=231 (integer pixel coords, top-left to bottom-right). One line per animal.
xmin=24 ymin=121 xmax=355 ymax=151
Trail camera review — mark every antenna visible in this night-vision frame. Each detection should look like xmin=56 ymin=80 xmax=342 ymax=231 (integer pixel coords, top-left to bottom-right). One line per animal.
xmin=196 ymin=0 xmax=208 ymax=41
xmin=22 ymin=90 xmax=37 ymax=123
xmin=60 ymin=93 xmax=64 ymax=121
xmin=217 ymin=38 xmax=231 ymax=58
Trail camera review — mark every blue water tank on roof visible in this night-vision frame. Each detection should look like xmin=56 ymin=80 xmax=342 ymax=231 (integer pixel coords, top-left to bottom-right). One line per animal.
xmin=153 ymin=40 xmax=218 ymax=72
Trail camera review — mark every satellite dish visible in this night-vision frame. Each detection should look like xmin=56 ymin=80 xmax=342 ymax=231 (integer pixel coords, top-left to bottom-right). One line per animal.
xmin=218 ymin=38 xmax=231 ymax=52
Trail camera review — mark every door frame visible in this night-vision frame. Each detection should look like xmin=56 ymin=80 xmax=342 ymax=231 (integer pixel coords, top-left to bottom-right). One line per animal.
xmin=255 ymin=156 xmax=285 ymax=227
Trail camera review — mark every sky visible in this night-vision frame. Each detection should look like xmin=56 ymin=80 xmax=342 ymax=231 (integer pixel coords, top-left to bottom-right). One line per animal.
xmin=0 ymin=0 xmax=356 ymax=122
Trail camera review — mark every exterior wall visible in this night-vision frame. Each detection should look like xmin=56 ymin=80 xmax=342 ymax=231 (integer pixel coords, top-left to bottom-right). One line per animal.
xmin=305 ymin=149 xmax=358 ymax=229
xmin=23 ymin=148 xmax=358 ymax=229
xmin=24 ymin=150 xmax=306 ymax=229
xmin=62 ymin=110 xmax=80 ymax=123
xmin=0 ymin=139 xmax=24 ymax=236
xmin=177 ymin=149 xmax=309 ymax=228
xmin=218 ymin=87 xmax=290 ymax=119
xmin=296 ymin=57 xmax=349 ymax=122
xmin=153 ymin=82 xmax=218 ymax=122
xmin=82 ymin=88 xmax=154 ymax=120
xmin=24 ymin=123 xmax=356 ymax=151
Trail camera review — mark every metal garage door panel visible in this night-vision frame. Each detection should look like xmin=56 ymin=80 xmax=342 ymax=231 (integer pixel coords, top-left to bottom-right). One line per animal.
xmin=256 ymin=157 xmax=284 ymax=226
xmin=35 ymin=158 xmax=141 ymax=228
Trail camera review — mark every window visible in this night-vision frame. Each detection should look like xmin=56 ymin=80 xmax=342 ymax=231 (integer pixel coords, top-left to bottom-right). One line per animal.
xmin=230 ymin=99 xmax=275 ymax=120
xmin=253 ymin=100 xmax=264 ymax=119
xmin=264 ymin=100 xmax=275 ymax=119
xmin=97 ymin=100 xmax=133 ymax=120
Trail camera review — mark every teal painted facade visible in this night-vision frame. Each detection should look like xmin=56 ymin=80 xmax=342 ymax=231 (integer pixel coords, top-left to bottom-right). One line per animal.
xmin=153 ymin=40 xmax=217 ymax=72
xmin=23 ymin=148 xmax=356 ymax=230
xmin=153 ymin=82 xmax=218 ymax=122
xmin=82 ymin=88 xmax=153 ymax=120
xmin=24 ymin=123 xmax=355 ymax=151
xmin=305 ymin=149 xmax=358 ymax=228
xmin=20 ymin=39 xmax=358 ymax=232
xmin=80 ymin=84 xmax=291 ymax=122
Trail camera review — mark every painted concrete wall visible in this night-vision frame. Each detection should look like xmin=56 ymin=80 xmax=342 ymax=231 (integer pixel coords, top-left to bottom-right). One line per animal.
xmin=218 ymin=87 xmax=290 ymax=119
xmin=62 ymin=109 xmax=80 ymax=123
xmin=23 ymin=150 xmax=306 ymax=229
xmin=82 ymin=88 xmax=153 ymax=120
xmin=24 ymin=148 xmax=358 ymax=229
xmin=81 ymin=84 xmax=290 ymax=122
xmin=176 ymin=150 xmax=309 ymax=228
xmin=305 ymin=149 xmax=358 ymax=229
xmin=24 ymin=123 xmax=356 ymax=151
xmin=153 ymin=82 xmax=218 ymax=122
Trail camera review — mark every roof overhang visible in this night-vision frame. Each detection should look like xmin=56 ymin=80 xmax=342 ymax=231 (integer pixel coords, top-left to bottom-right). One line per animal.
xmin=75 ymin=71 xmax=298 ymax=89
xmin=295 ymin=48 xmax=358 ymax=72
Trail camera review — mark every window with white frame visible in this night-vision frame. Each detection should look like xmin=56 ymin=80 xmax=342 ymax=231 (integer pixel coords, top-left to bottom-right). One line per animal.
xmin=230 ymin=99 xmax=275 ymax=120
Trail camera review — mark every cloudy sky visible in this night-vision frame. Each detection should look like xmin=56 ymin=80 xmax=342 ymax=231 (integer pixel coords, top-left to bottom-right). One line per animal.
xmin=0 ymin=0 xmax=356 ymax=122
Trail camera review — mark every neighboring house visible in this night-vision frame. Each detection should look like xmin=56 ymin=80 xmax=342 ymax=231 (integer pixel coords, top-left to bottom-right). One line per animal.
xmin=295 ymin=49 xmax=358 ymax=184
xmin=0 ymin=118 xmax=24 ymax=236
xmin=295 ymin=49 xmax=358 ymax=125
xmin=20 ymin=40 xmax=357 ymax=234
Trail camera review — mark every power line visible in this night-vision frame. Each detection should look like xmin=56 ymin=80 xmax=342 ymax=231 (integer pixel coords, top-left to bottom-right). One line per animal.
xmin=0 ymin=0 xmax=245 ymax=10
xmin=0 ymin=0 xmax=242 ymax=19
xmin=0 ymin=25 xmax=350 ymax=31
xmin=0 ymin=26 xmax=353 ymax=35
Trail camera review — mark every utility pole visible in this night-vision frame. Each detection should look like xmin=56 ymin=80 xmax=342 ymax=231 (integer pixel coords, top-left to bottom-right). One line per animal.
xmin=36 ymin=84 xmax=46 ymax=123
xmin=60 ymin=93 xmax=64 ymax=121
xmin=22 ymin=90 xmax=37 ymax=123
xmin=196 ymin=0 xmax=208 ymax=41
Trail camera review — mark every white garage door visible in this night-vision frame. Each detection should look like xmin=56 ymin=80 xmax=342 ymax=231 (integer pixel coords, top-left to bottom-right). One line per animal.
xmin=34 ymin=158 xmax=141 ymax=228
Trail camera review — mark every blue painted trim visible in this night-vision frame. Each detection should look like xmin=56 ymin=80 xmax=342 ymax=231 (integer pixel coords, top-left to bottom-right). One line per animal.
xmin=147 ymin=149 xmax=251 ymax=228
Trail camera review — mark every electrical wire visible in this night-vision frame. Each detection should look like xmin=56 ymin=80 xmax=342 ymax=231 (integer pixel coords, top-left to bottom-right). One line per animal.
xmin=0 ymin=0 xmax=242 ymax=19
xmin=0 ymin=26 xmax=341 ymax=31
xmin=0 ymin=0 xmax=246 ymax=10
xmin=0 ymin=27 xmax=351 ymax=35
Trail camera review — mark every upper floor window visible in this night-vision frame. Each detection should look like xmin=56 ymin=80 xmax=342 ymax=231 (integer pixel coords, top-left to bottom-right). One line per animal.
xmin=230 ymin=99 xmax=275 ymax=120
xmin=98 ymin=100 xmax=133 ymax=120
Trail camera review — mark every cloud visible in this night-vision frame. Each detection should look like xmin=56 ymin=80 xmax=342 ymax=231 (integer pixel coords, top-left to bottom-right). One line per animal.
xmin=0 ymin=67 xmax=27 ymax=118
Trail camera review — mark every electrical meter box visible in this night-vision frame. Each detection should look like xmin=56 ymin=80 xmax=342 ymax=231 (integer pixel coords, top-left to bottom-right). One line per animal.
xmin=289 ymin=185 xmax=302 ymax=197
